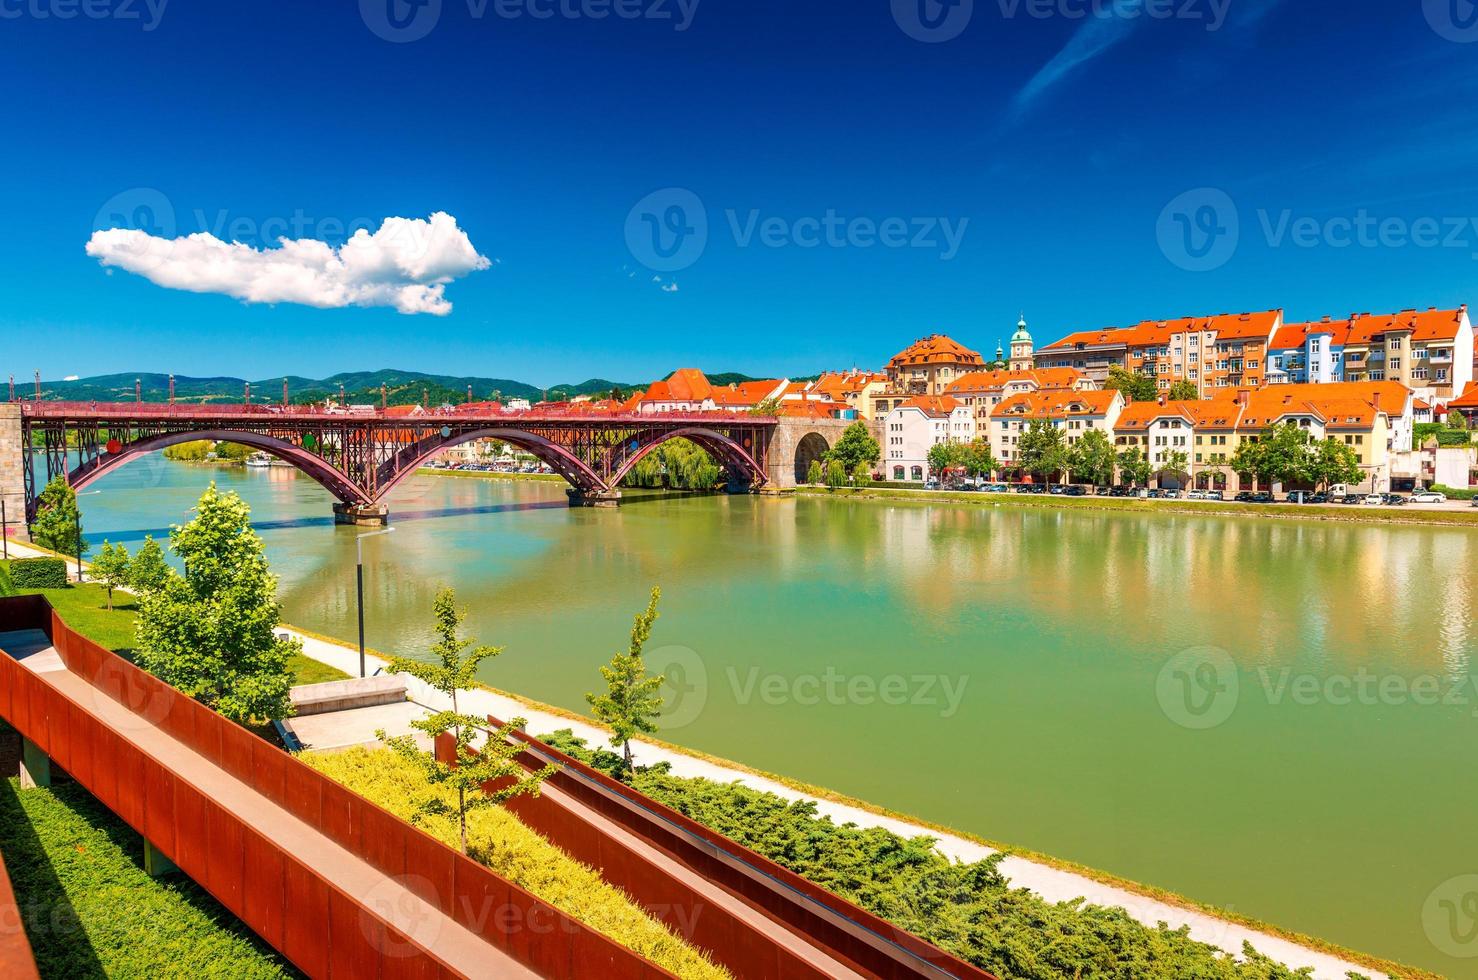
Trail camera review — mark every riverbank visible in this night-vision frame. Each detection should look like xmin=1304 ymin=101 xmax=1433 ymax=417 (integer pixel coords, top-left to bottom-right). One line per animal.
xmin=797 ymin=484 xmax=1478 ymax=528
xmin=415 ymin=467 xmax=563 ymax=481
xmin=280 ymin=622 xmax=1417 ymax=980
xmin=1 ymin=539 xmax=1426 ymax=978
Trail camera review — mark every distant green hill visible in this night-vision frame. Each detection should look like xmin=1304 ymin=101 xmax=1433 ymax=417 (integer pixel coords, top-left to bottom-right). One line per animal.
xmin=32 ymin=368 xmax=770 ymax=407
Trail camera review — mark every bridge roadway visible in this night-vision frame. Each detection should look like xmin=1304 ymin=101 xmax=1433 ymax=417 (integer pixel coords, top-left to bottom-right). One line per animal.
xmin=4 ymin=402 xmax=849 ymax=528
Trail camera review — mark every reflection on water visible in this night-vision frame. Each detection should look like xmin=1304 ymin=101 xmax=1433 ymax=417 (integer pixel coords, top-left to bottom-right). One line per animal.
xmin=80 ymin=460 xmax=1478 ymax=974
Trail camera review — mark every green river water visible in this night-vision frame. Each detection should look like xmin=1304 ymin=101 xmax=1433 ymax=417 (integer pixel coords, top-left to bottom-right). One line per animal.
xmin=76 ymin=459 xmax=1478 ymax=975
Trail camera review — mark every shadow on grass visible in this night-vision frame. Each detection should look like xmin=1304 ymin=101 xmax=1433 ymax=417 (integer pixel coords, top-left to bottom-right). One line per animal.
xmin=0 ymin=774 xmax=106 ymax=979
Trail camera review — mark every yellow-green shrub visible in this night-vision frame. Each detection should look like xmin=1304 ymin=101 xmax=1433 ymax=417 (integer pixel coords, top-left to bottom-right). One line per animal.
xmin=300 ymin=746 xmax=729 ymax=980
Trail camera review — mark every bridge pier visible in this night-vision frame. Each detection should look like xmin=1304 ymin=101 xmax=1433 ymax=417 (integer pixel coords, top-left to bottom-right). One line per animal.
xmin=0 ymin=405 xmax=29 ymax=543
xmin=566 ymin=488 xmax=622 ymax=508
xmin=333 ymin=502 xmax=389 ymax=526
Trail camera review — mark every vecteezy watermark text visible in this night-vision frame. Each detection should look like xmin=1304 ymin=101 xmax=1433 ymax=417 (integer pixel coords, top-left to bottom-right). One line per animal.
xmin=1156 ymin=646 xmax=1478 ymax=729
xmin=0 ymin=0 xmax=168 ymax=30
xmin=360 ymin=0 xmax=698 ymax=43
xmin=625 ymin=187 xmax=968 ymax=272
xmin=1157 ymin=187 xmax=1478 ymax=271
xmin=727 ymin=666 xmax=970 ymax=718
xmin=893 ymin=0 xmax=1231 ymax=44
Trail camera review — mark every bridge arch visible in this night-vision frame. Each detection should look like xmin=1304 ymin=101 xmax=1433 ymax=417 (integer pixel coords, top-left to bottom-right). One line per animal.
xmin=609 ymin=427 xmax=768 ymax=491
xmin=374 ymin=428 xmax=608 ymax=500
xmin=67 ymin=429 xmax=372 ymax=505
xmin=793 ymin=432 xmax=830 ymax=484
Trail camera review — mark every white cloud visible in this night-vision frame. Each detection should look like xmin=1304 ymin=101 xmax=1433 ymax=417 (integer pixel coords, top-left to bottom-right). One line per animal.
xmin=661 ymin=282 xmax=679 ymax=293
xmin=63 ymin=375 xmax=79 ymax=381
xmin=85 ymin=211 xmax=491 ymax=315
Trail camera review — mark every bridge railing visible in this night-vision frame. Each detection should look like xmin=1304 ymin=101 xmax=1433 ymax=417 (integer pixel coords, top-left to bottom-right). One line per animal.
xmin=17 ymin=402 xmax=777 ymax=425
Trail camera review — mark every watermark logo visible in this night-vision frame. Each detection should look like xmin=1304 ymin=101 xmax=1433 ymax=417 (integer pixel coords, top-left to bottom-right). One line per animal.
xmin=625 ymin=188 xmax=708 ymax=272
xmin=362 ymin=873 xmax=444 ymax=956
xmin=1155 ymin=646 xmax=1238 ymax=729
xmin=93 ymin=187 xmax=176 ymax=261
xmin=645 ymin=644 xmax=708 ymax=730
xmin=892 ymin=0 xmax=973 ymax=42
xmin=361 ymin=0 xmax=443 ymax=42
xmin=1424 ymin=0 xmax=1478 ymax=42
xmin=0 ymin=0 xmax=169 ymax=30
xmin=1157 ymin=187 xmax=1239 ymax=272
xmin=726 ymin=666 xmax=970 ymax=718
xmin=1424 ymin=875 xmax=1478 ymax=958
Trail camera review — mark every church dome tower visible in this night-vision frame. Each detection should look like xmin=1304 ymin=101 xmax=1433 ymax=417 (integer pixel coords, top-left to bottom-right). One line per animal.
xmin=1009 ymin=314 xmax=1034 ymax=371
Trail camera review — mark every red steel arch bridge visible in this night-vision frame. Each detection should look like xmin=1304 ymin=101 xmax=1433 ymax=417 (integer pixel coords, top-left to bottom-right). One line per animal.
xmin=16 ymin=403 xmax=784 ymax=524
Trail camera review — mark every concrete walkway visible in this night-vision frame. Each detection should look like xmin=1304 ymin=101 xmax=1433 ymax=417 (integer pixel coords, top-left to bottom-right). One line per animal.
xmin=3 ymin=537 xmax=1375 ymax=978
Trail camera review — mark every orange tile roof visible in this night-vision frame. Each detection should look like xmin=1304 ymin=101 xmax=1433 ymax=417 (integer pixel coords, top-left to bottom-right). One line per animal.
xmin=710 ymin=380 xmax=783 ymax=406
xmin=777 ymin=398 xmax=850 ymax=419
xmin=1041 ymin=310 xmax=1281 ymax=351
xmin=897 ymin=394 xmax=963 ymax=417
xmin=887 ymin=335 xmax=984 ymax=369
xmin=644 ymin=368 xmax=714 ymax=403
xmin=1226 ymin=381 xmax=1407 ymax=430
xmin=1449 ymin=382 xmax=1478 ymax=410
xmin=990 ymin=389 xmax=1119 ymax=420
xmin=945 ymin=367 xmax=1083 ymax=394
xmin=1040 ymin=327 xmax=1137 ymax=352
xmin=1270 ymin=317 xmax=1354 ymax=350
xmin=1341 ymin=306 xmax=1467 ymax=345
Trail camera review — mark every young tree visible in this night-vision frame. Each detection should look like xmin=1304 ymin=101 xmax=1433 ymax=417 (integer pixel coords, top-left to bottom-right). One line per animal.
xmin=824 ymin=458 xmax=848 ymax=487
xmin=1116 ymin=447 xmax=1152 ymax=488
xmin=1311 ymin=437 xmax=1363 ymax=490
xmin=128 ymin=536 xmax=171 ymax=595
xmin=1070 ymin=429 xmax=1117 ymax=487
xmin=960 ymin=439 xmax=997 ymax=480
xmin=1105 ymin=367 xmax=1158 ymax=403
xmin=31 ymin=477 xmax=87 ymax=558
xmin=1166 ymin=380 xmax=1200 ymax=402
xmin=380 ymin=587 xmax=554 ymax=854
xmin=850 ymin=463 xmax=873 ymax=488
xmin=1017 ymin=420 xmax=1067 ymax=485
xmin=926 ymin=441 xmax=957 ymax=479
xmin=1159 ymin=449 xmax=1190 ymax=487
xmin=90 ymin=541 xmax=131 ymax=610
xmin=748 ymin=397 xmax=782 ymax=417
xmin=1257 ymin=422 xmax=1315 ymax=488
xmin=806 ymin=458 xmax=824 ymax=485
xmin=134 ymin=484 xmax=297 ymax=724
xmin=827 ymin=421 xmax=881 ymax=473
xmin=1230 ymin=439 xmax=1265 ymax=490
xmin=587 ymin=587 xmax=666 ymax=773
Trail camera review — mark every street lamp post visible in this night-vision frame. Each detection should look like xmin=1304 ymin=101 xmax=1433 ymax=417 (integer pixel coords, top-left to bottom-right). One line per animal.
xmin=354 ymin=526 xmax=395 ymax=677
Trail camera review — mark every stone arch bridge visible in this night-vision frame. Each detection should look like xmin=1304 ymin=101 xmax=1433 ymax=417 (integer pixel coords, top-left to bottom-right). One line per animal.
xmin=1 ymin=403 xmax=852 ymax=530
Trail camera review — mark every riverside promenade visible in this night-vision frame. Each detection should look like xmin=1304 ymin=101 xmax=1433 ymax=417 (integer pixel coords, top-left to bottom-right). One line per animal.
xmin=3 ymin=537 xmax=1374 ymax=978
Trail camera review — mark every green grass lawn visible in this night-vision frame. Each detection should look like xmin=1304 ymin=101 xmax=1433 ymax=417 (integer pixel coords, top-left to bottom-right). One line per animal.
xmin=0 ymin=773 xmax=297 ymax=979
xmin=9 ymin=582 xmax=347 ymax=686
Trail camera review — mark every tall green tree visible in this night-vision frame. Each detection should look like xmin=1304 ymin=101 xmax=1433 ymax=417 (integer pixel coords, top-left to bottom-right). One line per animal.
xmin=826 ymin=422 xmax=881 ymax=473
xmin=31 ymin=477 xmax=86 ymax=558
xmin=90 ymin=541 xmax=131 ymax=611
xmin=1166 ymin=380 xmax=1200 ymax=402
xmin=134 ymin=484 xmax=297 ymax=724
xmin=1159 ymin=450 xmax=1190 ymax=486
xmin=1116 ymin=447 xmax=1152 ymax=488
xmin=1256 ymin=422 xmax=1315 ymax=487
xmin=926 ymin=441 xmax=959 ymax=479
xmin=1069 ymin=430 xmax=1117 ymax=487
xmin=960 ymin=439 xmax=997 ymax=479
xmin=1105 ymin=367 xmax=1158 ymax=403
xmin=806 ymin=458 xmax=824 ymax=485
xmin=1310 ymin=437 xmax=1363 ymax=490
xmin=1017 ymin=420 xmax=1067 ymax=485
xmin=128 ymin=536 xmax=171 ymax=595
xmin=1230 ymin=439 xmax=1264 ymax=490
xmin=380 ymin=587 xmax=554 ymax=854
xmin=586 ymin=587 xmax=666 ymax=773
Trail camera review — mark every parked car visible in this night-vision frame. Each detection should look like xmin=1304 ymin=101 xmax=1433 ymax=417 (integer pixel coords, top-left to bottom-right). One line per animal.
xmin=1410 ymin=490 xmax=1447 ymax=504
xmin=1341 ymin=493 xmax=1363 ymax=505
xmin=1185 ymin=490 xmax=1205 ymax=500
xmin=1205 ymin=490 xmax=1225 ymax=501
xmin=1162 ymin=489 xmax=1182 ymax=499
xmin=1063 ymin=485 xmax=1087 ymax=496
xmin=925 ymin=479 xmax=940 ymax=490
xmin=1049 ymin=485 xmax=1067 ymax=495
xmin=1381 ymin=493 xmax=1407 ymax=506
xmin=1362 ymin=494 xmax=1384 ymax=505
xmin=1251 ymin=492 xmax=1275 ymax=504
xmin=1233 ymin=491 xmax=1255 ymax=503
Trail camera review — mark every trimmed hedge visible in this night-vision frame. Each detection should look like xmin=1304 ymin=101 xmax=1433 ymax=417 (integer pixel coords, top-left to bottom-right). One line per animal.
xmin=9 ymin=557 xmax=68 ymax=589
xmin=0 ymin=562 xmax=13 ymax=597
xmin=1432 ymin=484 xmax=1478 ymax=501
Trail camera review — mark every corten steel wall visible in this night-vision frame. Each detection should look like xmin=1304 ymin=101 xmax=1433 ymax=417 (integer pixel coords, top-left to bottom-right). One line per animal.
xmin=0 ymin=597 xmax=674 ymax=980
xmin=451 ymin=724 xmax=995 ymax=980
xmin=0 ymin=847 xmax=41 ymax=980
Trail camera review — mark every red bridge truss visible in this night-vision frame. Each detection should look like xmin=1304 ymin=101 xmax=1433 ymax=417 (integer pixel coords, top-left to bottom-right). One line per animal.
xmin=18 ymin=403 xmax=778 ymax=522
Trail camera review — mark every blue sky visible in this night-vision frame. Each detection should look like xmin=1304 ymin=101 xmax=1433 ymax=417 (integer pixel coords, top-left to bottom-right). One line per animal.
xmin=6 ymin=1 xmax=1478 ymax=386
